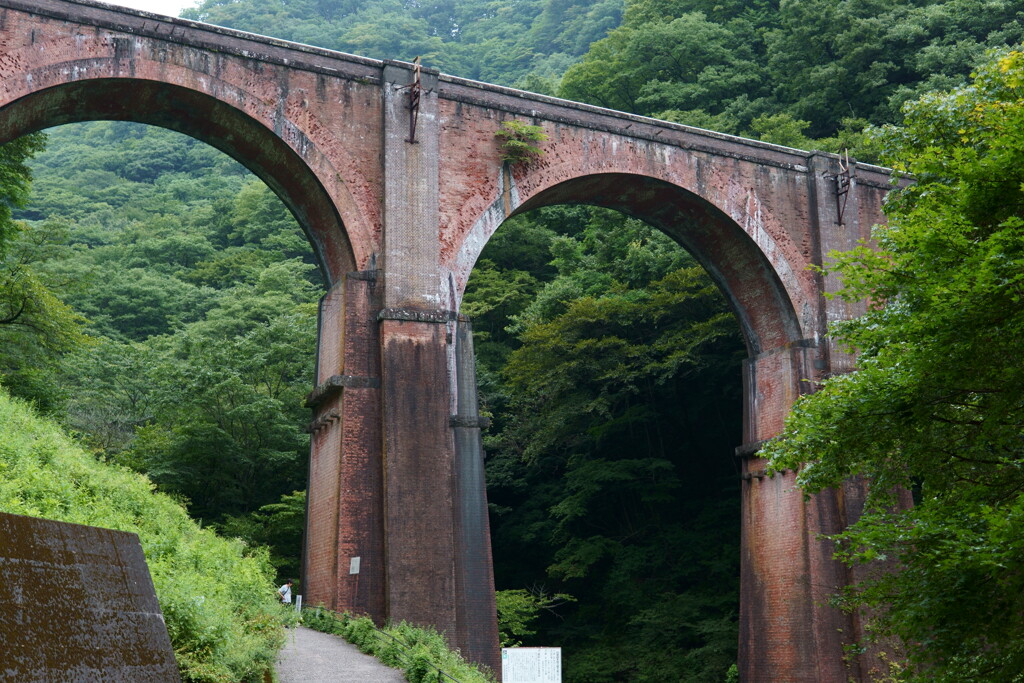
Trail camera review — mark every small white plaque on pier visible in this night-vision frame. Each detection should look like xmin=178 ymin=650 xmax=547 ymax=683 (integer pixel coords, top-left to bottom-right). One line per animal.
xmin=501 ymin=647 xmax=561 ymax=683
xmin=349 ymin=556 xmax=361 ymax=574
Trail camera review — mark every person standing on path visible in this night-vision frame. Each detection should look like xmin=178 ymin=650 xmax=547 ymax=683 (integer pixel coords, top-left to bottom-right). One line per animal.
xmin=278 ymin=579 xmax=294 ymax=604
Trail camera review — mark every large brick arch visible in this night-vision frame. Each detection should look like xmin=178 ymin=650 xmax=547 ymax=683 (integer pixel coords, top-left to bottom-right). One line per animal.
xmin=0 ymin=78 xmax=358 ymax=282
xmin=493 ymin=172 xmax=803 ymax=356
xmin=0 ymin=16 xmax=390 ymax=280
xmin=445 ymin=158 xmax=876 ymax=678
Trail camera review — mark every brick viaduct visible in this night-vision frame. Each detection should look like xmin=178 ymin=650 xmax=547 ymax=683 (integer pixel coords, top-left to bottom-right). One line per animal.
xmin=0 ymin=1 xmax=896 ymax=679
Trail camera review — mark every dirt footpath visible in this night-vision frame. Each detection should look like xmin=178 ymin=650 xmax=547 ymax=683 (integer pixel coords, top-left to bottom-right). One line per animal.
xmin=276 ymin=625 xmax=407 ymax=682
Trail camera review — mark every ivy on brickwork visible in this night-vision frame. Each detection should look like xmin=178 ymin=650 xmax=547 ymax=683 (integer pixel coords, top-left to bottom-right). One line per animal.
xmin=494 ymin=120 xmax=547 ymax=165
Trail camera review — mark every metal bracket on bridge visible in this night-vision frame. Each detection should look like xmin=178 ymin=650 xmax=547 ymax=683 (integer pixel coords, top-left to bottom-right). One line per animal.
xmin=398 ymin=56 xmax=423 ymax=143
xmin=823 ymin=149 xmax=852 ymax=226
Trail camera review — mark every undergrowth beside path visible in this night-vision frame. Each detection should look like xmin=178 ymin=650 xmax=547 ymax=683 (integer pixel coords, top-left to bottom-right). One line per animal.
xmin=0 ymin=390 xmax=292 ymax=682
xmin=303 ymin=609 xmax=496 ymax=683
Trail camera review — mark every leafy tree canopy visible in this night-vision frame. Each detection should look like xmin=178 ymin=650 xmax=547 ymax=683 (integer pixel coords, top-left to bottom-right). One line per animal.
xmin=0 ymin=134 xmax=46 ymax=250
xmin=561 ymin=0 xmax=1024 ymax=157
xmin=184 ymin=0 xmax=624 ymax=86
xmin=0 ymin=136 xmax=90 ymax=411
xmin=765 ymin=49 xmax=1024 ymax=681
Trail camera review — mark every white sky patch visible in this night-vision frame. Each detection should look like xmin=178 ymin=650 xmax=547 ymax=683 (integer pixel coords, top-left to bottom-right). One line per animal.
xmin=103 ymin=0 xmax=199 ymax=18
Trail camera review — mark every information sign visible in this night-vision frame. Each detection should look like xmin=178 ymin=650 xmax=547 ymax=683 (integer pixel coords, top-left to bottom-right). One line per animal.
xmin=501 ymin=647 xmax=562 ymax=683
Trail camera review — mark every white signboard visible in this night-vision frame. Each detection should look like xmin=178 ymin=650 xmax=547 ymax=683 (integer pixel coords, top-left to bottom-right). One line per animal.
xmin=349 ymin=556 xmax=361 ymax=575
xmin=502 ymin=647 xmax=562 ymax=683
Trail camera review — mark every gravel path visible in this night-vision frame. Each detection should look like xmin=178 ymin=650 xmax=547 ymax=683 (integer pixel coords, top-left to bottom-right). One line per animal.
xmin=276 ymin=625 xmax=408 ymax=682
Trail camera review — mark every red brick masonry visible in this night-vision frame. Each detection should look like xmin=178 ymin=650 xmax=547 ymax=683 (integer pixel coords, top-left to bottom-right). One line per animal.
xmin=0 ymin=2 xmax=896 ymax=678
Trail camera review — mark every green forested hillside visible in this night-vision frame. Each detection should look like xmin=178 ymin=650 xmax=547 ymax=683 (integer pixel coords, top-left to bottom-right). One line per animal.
xmin=184 ymin=0 xmax=624 ymax=89
xmin=3 ymin=0 xmax=1024 ymax=680
xmin=0 ymin=389 xmax=289 ymax=682
xmin=560 ymin=0 xmax=1024 ymax=150
xmin=10 ymin=122 xmax=315 ymax=580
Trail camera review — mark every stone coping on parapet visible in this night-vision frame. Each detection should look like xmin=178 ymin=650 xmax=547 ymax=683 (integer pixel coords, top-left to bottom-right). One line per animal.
xmin=9 ymin=0 xmax=900 ymax=181
xmin=4 ymin=0 xmax=384 ymax=82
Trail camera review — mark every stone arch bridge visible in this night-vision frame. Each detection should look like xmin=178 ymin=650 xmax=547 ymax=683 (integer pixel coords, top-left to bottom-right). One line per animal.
xmin=0 ymin=1 xmax=895 ymax=679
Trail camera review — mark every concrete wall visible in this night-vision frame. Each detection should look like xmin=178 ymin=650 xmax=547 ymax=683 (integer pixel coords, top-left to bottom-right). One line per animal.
xmin=0 ymin=512 xmax=178 ymax=681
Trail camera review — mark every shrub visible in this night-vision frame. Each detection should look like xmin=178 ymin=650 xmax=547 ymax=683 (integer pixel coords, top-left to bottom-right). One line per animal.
xmin=494 ymin=121 xmax=547 ymax=164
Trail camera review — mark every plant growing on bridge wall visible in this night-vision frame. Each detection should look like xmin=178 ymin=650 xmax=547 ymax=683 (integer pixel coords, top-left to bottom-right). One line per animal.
xmin=495 ymin=120 xmax=547 ymax=165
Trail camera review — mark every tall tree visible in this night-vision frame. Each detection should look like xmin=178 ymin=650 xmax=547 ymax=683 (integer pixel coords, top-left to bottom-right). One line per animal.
xmin=0 ymin=135 xmax=89 ymax=410
xmin=0 ymin=134 xmax=46 ymax=250
xmin=766 ymin=49 xmax=1024 ymax=681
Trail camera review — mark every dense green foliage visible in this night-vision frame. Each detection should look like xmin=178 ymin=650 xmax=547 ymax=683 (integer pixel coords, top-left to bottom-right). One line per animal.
xmin=12 ymin=122 xmax=317 ymax=582
xmin=495 ymin=588 xmax=575 ymax=647
xmin=0 ymin=389 xmax=292 ymax=682
xmin=0 ymin=134 xmax=89 ymax=411
xmin=303 ymin=609 xmax=495 ymax=682
xmin=473 ymin=211 xmax=744 ymax=681
xmin=185 ymin=0 xmax=623 ymax=89
xmin=560 ymin=0 xmax=1024 ymax=155
xmin=495 ymin=120 xmax=549 ymax=164
xmin=0 ymin=133 xmax=45 ymax=246
xmin=765 ymin=50 xmax=1024 ymax=681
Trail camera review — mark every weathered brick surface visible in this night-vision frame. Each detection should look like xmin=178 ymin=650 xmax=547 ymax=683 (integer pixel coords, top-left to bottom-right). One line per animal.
xmin=304 ymin=275 xmax=386 ymax=622
xmin=305 ymin=283 xmax=346 ymax=609
xmin=336 ymin=274 xmax=385 ymax=620
xmin=380 ymin=318 xmax=458 ymax=636
xmin=0 ymin=1 xmax=898 ymax=677
xmin=740 ymin=463 xmax=851 ymax=682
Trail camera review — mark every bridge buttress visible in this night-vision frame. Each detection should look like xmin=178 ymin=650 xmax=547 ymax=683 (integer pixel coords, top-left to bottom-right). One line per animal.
xmin=305 ymin=270 xmax=386 ymax=622
xmin=452 ymin=319 xmax=501 ymax=670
